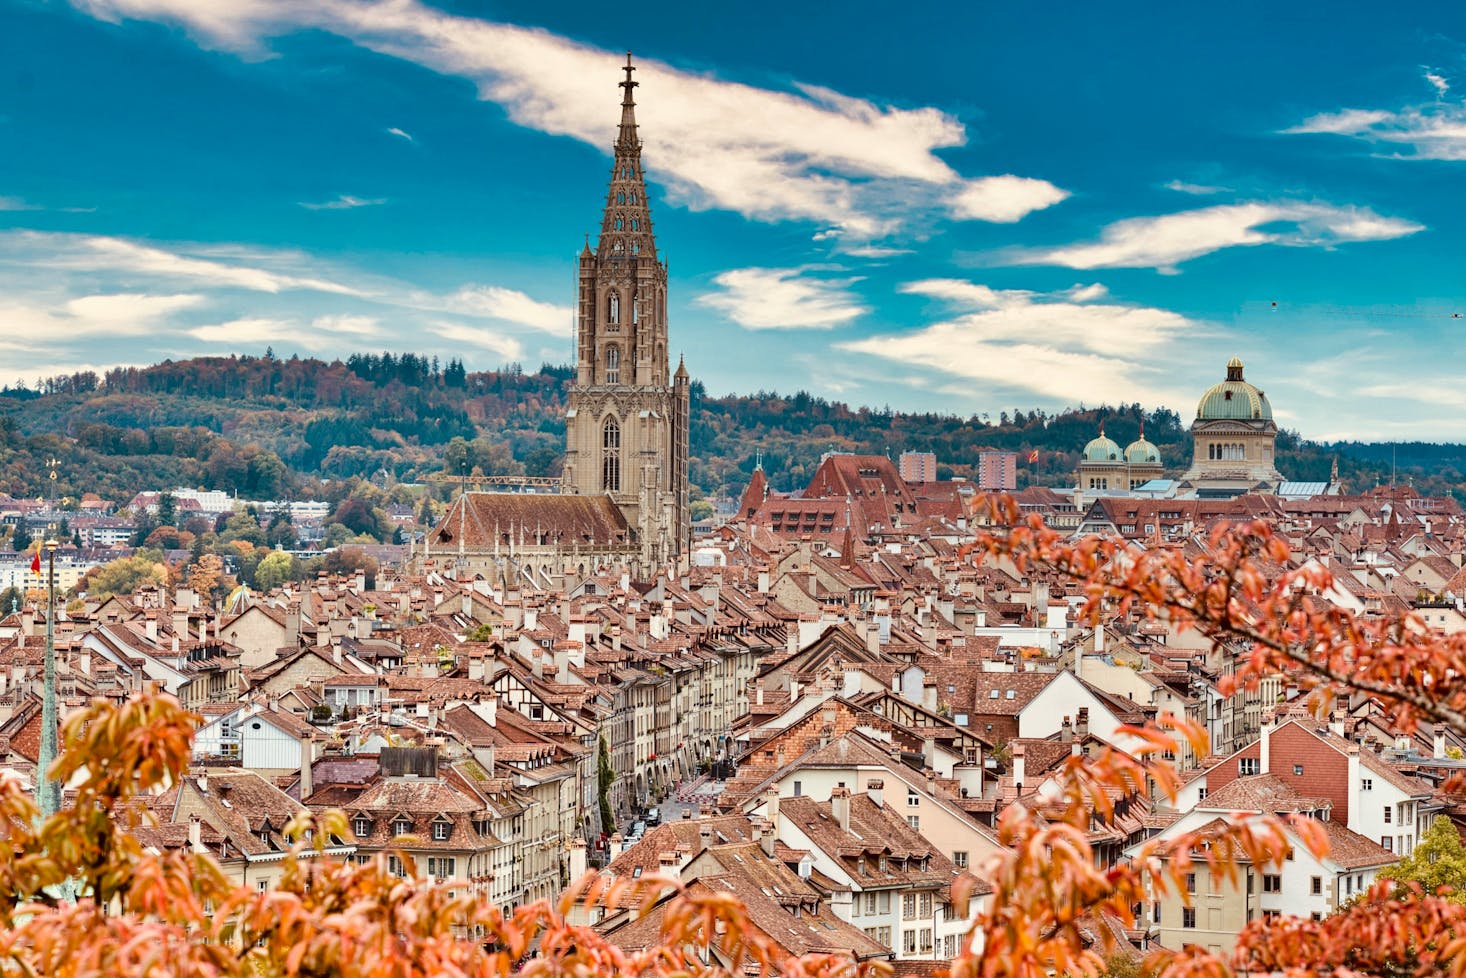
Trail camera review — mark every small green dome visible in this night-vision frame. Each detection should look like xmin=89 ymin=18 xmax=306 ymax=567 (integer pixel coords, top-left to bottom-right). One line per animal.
xmin=1082 ymin=431 xmax=1123 ymax=462
xmin=1197 ymin=357 xmax=1273 ymax=421
xmin=1125 ymin=437 xmax=1161 ymax=465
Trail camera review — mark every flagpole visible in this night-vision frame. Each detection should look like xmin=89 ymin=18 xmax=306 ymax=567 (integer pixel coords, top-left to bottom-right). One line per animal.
xmin=36 ymin=538 xmax=59 ymax=818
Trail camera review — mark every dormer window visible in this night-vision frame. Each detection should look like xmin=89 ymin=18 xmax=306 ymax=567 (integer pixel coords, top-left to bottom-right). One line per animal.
xmin=393 ymin=818 xmax=412 ymax=837
xmin=352 ymin=816 xmax=370 ymax=838
xmin=433 ymin=820 xmax=452 ymax=841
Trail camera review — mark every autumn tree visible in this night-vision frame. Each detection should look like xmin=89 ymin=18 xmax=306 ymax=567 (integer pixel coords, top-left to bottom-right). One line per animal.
xmin=186 ymin=552 xmax=227 ymax=600
xmin=253 ymin=550 xmax=295 ymax=591
xmin=962 ymin=500 xmax=1466 ymax=978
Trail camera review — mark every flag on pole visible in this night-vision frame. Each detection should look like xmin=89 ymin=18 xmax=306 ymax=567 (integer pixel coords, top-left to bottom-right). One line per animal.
xmin=29 ymin=546 xmax=40 ymax=575
xmin=1027 ymin=450 xmax=1039 ymax=464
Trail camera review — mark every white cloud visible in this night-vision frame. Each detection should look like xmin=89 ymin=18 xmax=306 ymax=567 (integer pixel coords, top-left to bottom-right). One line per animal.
xmin=311 ymin=313 xmax=381 ymax=336
xmin=0 ymin=196 xmax=38 ymax=211
xmin=437 ymin=285 xmax=571 ymax=335
xmin=386 ymin=126 xmax=413 ymax=142
xmin=1009 ymin=201 xmax=1422 ymax=272
xmin=1285 ymin=80 xmax=1466 ymax=160
xmin=697 ymin=267 xmax=868 ymax=330
xmin=842 ymin=245 xmax=914 ymax=259
xmin=0 ymin=292 xmax=205 ymax=344
xmin=0 ymin=230 xmax=363 ymax=295
xmin=844 ymin=280 xmax=1200 ymax=405
xmin=1164 ymin=179 xmax=1230 ymax=195
xmin=188 ymin=317 xmax=300 ymax=344
xmin=427 ymin=321 xmax=524 ymax=361
xmin=300 ymin=194 xmax=387 ymax=210
xmin=69 ymin=0 xmax=1066 ymax=236
xmin=946 ymin=175 xmax=1069 ymax=223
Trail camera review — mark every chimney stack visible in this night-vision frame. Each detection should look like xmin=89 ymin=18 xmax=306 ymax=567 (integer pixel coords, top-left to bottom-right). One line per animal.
xmin=1075 ymin=708 xmax=1089 ymax=739
xmin=831 ymin=786 xmax=851 ymax=833
xmin=866 ymin=778 xmax=884 ymax=809
xmin=1060 ymin=716 xmax=1073 ymax=743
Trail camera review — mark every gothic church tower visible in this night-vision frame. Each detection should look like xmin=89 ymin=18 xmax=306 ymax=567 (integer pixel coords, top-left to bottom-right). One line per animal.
xmin=562 ymin=57 xmax=690 ymax=567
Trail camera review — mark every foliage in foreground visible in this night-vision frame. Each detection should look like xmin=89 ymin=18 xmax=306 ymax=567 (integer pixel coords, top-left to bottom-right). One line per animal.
xmin=10 ymin=509 xmax=1466 ymax=975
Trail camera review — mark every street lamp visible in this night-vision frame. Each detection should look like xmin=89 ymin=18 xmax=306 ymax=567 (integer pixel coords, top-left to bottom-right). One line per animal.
xmin=36 ymin=535 xmax=60 ymax=818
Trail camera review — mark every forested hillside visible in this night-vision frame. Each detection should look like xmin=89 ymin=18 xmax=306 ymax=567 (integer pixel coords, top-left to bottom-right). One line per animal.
xmin=0 ymin=353 xmax=1453 ymax=506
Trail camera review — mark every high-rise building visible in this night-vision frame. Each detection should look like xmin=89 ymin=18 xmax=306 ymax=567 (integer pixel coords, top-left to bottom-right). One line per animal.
xmin=561 ymin=57 xmax=691 ymax=566
xmin=898 ymin=452 xmax=937 ymax=483
xmin=977 ymin=451 xmax=1017 ymax=491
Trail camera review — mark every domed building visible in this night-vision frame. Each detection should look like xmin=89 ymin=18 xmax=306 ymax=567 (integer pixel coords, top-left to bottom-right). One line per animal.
xmin=1123 ymin=425 xmax=1165 ymax=488
xmin=1076 ymin=425 xmax=1126 ymax=491
xmin=1178 ymin=357 xmax=1283 ymax=497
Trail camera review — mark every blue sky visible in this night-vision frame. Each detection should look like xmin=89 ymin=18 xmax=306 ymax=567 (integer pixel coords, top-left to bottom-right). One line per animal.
xmin=3 ymin=1 xmax=1466 ymax=439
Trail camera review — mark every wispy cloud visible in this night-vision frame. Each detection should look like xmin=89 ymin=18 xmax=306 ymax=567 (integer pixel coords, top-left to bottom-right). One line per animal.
xmin=697 ymin=267 xmax=868 ymax=329
xmin=427 ymin=321 xmax=525 ymax=361
xmin=386 ymin=126 xmax=413 ymax=142
xmin=434 ymin=285 xmax=572 ymax=335
xmin=311 ymin=313 xmax=381 ymax=336
xmin=0 ymin=196 xmax=39 ymax=211
xmin=188 ymin=317 xmax=300 ymax=344
xmin=0 ymin=230 xmax=364 ymax=295
xmin=841 ymin=278 xmax=1199 ymax=404
xmin=1006 ymin=201 xmax=1422 ymax=273
xmin=299 ymin=194 xmax=387 ymax=210
xmin=1164 ymin=179 xmax=1231 ymax=195
xmin=1285 ymin=73 xmax=1466 ymax=159
xmin=70 ymin=0 xmax=1066 ymax=238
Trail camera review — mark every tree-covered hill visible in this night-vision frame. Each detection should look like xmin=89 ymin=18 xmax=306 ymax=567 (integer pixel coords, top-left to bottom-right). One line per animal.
xmin=0 ymin=353 xmax=1455 ymax=507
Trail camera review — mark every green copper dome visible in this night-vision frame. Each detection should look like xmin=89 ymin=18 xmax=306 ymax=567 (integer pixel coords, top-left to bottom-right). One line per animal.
xmin=1125 ymin=437 xmax=1161 ymax=465
xmin=1197 ymin=357 xmax=1273 ymax=421
xmin=1082 ymin=430 xmax=1123 ymax=462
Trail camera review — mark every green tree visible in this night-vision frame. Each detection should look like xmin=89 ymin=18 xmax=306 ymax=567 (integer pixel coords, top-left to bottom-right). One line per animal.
xmin=156 ymin=491 xmax=177 ymax=527
xmin=11 ymin=524 xmax=32 ymax=553
xmin=254 ymin=550 xmax=295 ymax=591
xmin=597 ymin=733 xmax=615 ymax=839
xmin=82 ymin=553 xmax=170 ymax=599
xmin=0 ymin=586 xmax=21 ymax=613
xmin=1382 ymin=815 xmax=1466 ymax=903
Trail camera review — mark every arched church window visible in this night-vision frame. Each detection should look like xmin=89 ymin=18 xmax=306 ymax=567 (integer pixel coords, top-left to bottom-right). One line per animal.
xmin=617 ymin=192 xmax=626 ymax=204
xmin=631 ymin=217 xmax=639 ymax=231
xmin=631 ymin=242 xmax=639 ymax=254
xmin=614 ymin=217 xmax=624 ymax=230
xmin=605 ymin=345 xmax=620 ymax=384
xmin=602 ymin=417 xmax=621 ymax=492
xmin=622 ymin=165 xmax=633 ymax=178
xmin=629 ymin=192 xmax=637 ymax=204
xmin=608 ymin=292 xmax=620 ymax=324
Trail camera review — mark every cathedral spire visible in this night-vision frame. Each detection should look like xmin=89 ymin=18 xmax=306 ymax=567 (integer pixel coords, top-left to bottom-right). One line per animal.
xmin=618 ymin=52 xmax=639 ymax=147
xmin=599 ymin=55 xmax=656 ymax=261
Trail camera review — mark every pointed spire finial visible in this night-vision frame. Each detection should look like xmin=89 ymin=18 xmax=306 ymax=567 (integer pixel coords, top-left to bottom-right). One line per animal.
xmin=620 ymin=52 xmax=638 ymax=107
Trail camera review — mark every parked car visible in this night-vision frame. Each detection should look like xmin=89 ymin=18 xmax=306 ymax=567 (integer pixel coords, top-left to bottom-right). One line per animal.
xmin=645 ymin=807 xmax=661 ymax=826
xmin=626 ymin=820 xmax=646 ymax=843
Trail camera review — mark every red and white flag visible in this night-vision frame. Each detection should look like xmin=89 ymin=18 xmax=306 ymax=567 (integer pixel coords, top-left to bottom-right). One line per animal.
xmin=29 ymin=546 xmax=40 ymax=575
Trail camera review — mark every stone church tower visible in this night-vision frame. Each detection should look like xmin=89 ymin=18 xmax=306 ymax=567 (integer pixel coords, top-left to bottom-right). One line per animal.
xmin=562 ymin=57 xmax=691 ymax=567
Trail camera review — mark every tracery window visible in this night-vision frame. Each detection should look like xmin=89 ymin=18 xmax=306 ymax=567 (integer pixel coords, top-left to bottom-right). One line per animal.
xmin=602 ymin=417 xmax=621 ymax=492
xmin=605 ymin=345 xmax=620 ymax=384
xmin=608 ymin=292 xmax=620 ymax=323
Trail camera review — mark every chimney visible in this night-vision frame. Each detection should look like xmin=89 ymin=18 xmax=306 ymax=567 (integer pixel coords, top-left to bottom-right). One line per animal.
xmin=699 ymin=822 xmax=714 ymax=850
xmin=188 ymin=814 xmax=206 ymax=853
xmin=1060 ymin=716 xmax=1073 ymax=743
xmin=608 ymin=832 xmax=624 ymax=859
xmin=1434 ymin=726 xmax=1448 ymax=759
xmin=753 ymin=816 xmax=775 ymax=857
xmin=755 ymin=681 xmax=765 ymax=707
xmin=922 ymin=736 xmax=936 ymax=770
xmin=298 ymin=736 xmax=313 ymax=799
xmin=285 ymin=609 xmax=301 ymax=648
xmin=1075 ymin=708 xmax=1089 ymax=739
xmin=757 ymin=570 xmax=770 ymax=594
xmin=569 ymin=838 xmax=588 ymax=881
xmin=866 ymin=778 xmax=884 ymax=809
xmin=1012 ymin=742 xmax=1026 ymax=798
xmin=1092 ymin=625 xmax=1105 ymax=655
xmin=145 ymin=614 xmax=158 ymax=642
xmin=764 ymin=786 xmax=780 ymax=832
xmin=1260 ymin=718 xmax=1273 ymax=775
xmin=831 ymin=786 xmax=851 ymax=832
